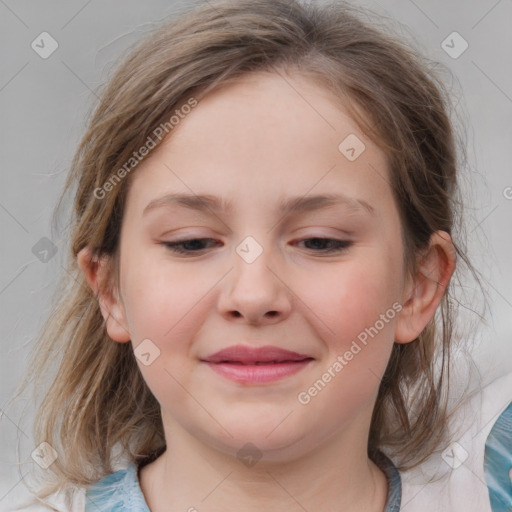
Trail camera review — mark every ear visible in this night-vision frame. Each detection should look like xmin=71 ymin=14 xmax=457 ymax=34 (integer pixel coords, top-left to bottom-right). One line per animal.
xmin=77 ymin=246 xmax=131 ymax=343
xmin=394 ymin=230 xmax=456 ymax=344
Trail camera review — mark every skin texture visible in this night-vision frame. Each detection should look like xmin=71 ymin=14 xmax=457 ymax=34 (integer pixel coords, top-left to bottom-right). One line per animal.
xmin=78 ymin=70 xmax=456 ymax=511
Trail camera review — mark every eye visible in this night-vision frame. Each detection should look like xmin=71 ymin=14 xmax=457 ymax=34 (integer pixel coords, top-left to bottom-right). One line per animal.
xmin=162 ymin=238 xmax=220 ymax=254
xmin=161 ymin=237 xmax=353 ymax=256
xmin=297 ymin=238 xmax=353 ymax=253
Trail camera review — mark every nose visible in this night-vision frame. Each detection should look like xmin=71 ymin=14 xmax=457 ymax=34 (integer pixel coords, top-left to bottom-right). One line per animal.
xmin=217 ymin=242 xmax=293 ymax=326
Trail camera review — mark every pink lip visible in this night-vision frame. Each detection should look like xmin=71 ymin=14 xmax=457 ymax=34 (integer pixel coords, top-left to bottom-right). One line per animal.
xmin=201 ymin=345 xmax=314 ymax=384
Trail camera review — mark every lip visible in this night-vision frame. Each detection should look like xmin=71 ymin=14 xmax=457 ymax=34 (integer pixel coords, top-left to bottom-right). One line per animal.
xmin=202 ymin=345 xmax=313 ymax=364
xmin=200 ymin=345 xmax=314 ymax=384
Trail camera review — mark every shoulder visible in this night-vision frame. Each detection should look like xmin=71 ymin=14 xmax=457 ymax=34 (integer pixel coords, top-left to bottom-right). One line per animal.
xmin=85 ymin=463 xmax=150 ymax=511
xmin=7 ymin=464 xmax=144 ymax=512
xmin=400 ymin=370 xmax=512 ymax=512
xmin=7 ymin=487 xmax=86 ymax=512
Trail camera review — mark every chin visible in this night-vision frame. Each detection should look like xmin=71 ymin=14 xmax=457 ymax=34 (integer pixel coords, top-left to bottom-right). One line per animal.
xmin=200 ymin=420 xmax=310 ymax=463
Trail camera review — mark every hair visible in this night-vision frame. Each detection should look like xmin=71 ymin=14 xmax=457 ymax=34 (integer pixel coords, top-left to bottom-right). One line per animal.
xmin=8 ymin=0 xmax=485 ymax=502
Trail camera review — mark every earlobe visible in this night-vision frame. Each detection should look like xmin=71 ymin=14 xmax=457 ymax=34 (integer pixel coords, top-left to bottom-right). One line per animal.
xmin=394 ymin=231 xmax=456 ymax=344
xmin=76 ymin=246 xmax=131 ymax=343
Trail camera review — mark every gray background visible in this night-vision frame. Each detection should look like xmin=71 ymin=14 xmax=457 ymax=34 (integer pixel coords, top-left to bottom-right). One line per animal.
xmin=1 ymin=0 xmax=511 ymax=508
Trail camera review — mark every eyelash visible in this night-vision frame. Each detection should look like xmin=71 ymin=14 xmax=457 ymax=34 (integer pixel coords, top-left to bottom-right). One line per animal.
xmin=162 ymin=237 xmax=353 ymax=255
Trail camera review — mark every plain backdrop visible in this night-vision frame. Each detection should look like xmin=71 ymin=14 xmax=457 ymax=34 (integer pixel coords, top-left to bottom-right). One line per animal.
xmin=1 ymin=0 xmax=511 ymax=509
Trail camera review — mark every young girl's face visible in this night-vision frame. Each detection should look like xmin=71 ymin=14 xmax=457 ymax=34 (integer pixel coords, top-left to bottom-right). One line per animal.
xmin=108 ymin=70 xmax=413 ymax=461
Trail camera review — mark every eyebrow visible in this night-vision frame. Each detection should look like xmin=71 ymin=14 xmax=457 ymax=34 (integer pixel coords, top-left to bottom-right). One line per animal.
xmin=142 ymin=192 xmax=375 ymax=218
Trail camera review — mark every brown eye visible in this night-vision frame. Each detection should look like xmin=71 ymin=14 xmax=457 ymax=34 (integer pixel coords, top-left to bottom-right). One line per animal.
xmin=162 ymin=238 xmax=220 ymax=254
xmin=298 ymin=238 xmax=353 ymax=253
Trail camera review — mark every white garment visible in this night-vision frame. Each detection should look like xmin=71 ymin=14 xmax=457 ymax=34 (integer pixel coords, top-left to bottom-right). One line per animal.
xmin=401 ymin=371 xmax=512 ymax=512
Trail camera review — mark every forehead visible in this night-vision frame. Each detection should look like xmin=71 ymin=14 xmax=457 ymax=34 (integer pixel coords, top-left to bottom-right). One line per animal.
xmin=125 ymin=70 xmax=391 ymax=217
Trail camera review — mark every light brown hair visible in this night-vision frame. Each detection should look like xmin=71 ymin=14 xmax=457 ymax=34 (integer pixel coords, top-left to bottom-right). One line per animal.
xmin=9 ymin=0 xmax=483 ymax=502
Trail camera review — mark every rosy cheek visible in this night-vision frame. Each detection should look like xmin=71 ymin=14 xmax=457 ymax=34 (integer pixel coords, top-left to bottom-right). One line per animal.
xmin=126 ymin=270 xmax=204 ymax=343
xmin=311 ymin=267 xmax=396 ymax=351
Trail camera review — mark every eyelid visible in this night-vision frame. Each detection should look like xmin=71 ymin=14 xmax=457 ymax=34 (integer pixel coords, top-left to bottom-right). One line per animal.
xmin=161 ymin=235 xmax=354 ymax=256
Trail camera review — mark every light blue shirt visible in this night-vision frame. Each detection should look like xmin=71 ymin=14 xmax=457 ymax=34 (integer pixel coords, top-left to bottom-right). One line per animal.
xmin=85 ymin=452 xmax=402 ymax=511
xmin=484 ymin=401 xmax=512 ymax=510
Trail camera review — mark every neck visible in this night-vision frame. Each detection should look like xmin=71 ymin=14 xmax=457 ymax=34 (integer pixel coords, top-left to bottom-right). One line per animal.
xmin=139 ymin=412 xmax=388 ymax=512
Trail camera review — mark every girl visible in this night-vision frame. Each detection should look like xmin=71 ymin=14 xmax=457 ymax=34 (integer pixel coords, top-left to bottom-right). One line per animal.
xmin=9 ymin=0 xmax=493 ymax=510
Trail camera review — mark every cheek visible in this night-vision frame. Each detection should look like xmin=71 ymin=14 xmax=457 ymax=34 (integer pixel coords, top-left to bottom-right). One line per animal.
xmin=299 ymin=255 xmax=402 ymax=350
xmin=295 ymin=259 xmax=400 ymax=423
xmin=120 ymin=259 xmax=211 ymax=407
xmin=120 ymin=255 xmax=208 ymax=342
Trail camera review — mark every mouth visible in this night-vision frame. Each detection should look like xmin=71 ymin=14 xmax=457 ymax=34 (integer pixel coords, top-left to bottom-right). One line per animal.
xmin=213 ymin=360 xmax=313 ymax=365
xmin=201 ymin=345 xmax=314 ymax=384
